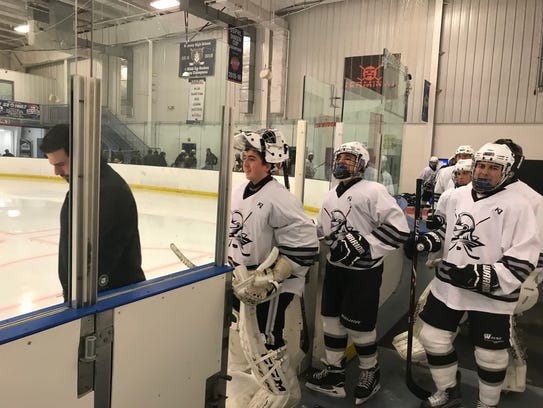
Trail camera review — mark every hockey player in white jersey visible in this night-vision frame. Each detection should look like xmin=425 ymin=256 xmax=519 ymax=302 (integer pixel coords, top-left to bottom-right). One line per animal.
xmin=433 ymin=145 xmax=474 ymax=198
xmin=227 ymin=129 xmax=318 ymax=408
xmin=412 ymin=143 xmax=540 ymax=408
xmin=305 ymin=141 xmax=410 ymax=405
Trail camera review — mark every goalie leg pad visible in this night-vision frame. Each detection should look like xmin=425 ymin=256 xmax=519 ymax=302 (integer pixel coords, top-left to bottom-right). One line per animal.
xmin=239 ymin=303 xmax=300 ymax=407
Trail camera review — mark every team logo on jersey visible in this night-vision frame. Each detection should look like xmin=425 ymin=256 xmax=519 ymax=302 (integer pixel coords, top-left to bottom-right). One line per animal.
xmin=228 ymin=210 xmax=252 ymax=256
xmin=324 ymin=207 xmax=356 ymax=236
xmin=449 ymin=212 xmax=490 ymax=260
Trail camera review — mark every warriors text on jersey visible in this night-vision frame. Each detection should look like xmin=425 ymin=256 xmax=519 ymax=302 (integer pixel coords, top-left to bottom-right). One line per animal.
xmin=431 ymin=184 xmax=540 ymax=314
xmin=228 ymin=176 xmax=318 ymax=296
xmin=317 ymin=178 xmax=409 ymax=269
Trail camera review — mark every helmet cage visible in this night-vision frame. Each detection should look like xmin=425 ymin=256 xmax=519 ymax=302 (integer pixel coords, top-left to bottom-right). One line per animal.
xmin=233 ymin=129 xmax=289 ymax=163
xmin=332 ymin=142 xmax=370 ymax=179
xmin=472 ymin=143 xmax=514 ymax=193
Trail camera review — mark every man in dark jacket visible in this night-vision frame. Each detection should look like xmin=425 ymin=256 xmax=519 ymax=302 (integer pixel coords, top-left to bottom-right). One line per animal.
xmin=40 ymin=124 xmax=145 ymax=300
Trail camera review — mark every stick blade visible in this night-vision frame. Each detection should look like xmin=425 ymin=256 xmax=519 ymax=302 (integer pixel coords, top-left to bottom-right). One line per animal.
xmin=406 ymin=371 xmax=431 ymax=400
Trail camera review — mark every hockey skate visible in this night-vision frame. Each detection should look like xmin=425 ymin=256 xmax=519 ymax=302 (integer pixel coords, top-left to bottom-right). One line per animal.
xmin=420 ymin=382 xmax=463 ymax=408
xmin=305 ymin=361 xmax=346 ymax=398
xmin=354 ymin=364 xmax=381 ymax=405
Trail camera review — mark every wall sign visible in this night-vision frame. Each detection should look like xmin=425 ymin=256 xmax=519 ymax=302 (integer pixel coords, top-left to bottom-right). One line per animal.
xmin=227 ymin=26 xmax=243 ymax=83
xmin=179 ymin=40 xmax=216 ymax=78
xmin=344 ymin=53 xmax=401 ymax=98
xmin=187 ymin=78 xmax=205 ymax=124
xmin=0 ymin=99 xmax=40 ymax=119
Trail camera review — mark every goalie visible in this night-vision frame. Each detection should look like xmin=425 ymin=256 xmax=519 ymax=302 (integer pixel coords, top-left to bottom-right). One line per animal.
xmin=227 ymin=129 xmax=318 ymax=408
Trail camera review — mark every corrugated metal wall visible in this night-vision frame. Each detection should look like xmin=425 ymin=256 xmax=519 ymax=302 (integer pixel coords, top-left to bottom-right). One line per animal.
xmin=436 ymin=0 xmax=543 ymax=123
xmin=285 ymin=0 xmax=543 ymax=124
xmin=286 ymin=0 xmax=436 ymax=121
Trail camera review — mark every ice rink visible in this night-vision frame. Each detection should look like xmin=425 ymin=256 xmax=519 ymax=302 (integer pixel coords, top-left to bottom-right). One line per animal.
xmin=0 ymin=176 xmax=217 ymax=322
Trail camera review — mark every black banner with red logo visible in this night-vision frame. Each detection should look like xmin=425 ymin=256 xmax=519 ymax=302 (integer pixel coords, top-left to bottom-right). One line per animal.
xmin=227 ymin=26 xmax=243 ymax=83
xmin=344 ymin=53 xmax=402 ymax=100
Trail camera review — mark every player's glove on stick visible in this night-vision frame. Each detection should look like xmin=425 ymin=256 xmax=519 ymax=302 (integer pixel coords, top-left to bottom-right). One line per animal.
xmin=441 ymin=261 xmax=499 ymax=294
xmin=403 ymin=231 xmax=441 ymax=259
xmin=330 ymin=232 xmax=370 ymax=266
xmin=416 ymin=231 xmax=442 ymax=252
xmin=425 ymin=211 xmax=445 ymax=230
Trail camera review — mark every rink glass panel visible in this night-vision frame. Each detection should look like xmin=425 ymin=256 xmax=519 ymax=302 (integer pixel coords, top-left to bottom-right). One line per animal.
xmin=0 ymin=0 xmax=232 ymax=323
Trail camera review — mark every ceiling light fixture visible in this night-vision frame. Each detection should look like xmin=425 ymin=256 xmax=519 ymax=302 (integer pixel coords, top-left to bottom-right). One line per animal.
xmin=14 ymin=24 xmax=29 ymax=33
xmin=150 ymin=0 xmax=180 ymax=10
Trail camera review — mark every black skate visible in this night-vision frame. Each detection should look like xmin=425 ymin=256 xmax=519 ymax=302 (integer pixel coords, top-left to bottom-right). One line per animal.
xmin=305 ymin=361 xmax=346 ymax=398
xmin=354 ymin=364 xmax=381 ymax=405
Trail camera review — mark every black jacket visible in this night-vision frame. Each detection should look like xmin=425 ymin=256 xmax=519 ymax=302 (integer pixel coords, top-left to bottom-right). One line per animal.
xmin=59 ymin=161 xmax=145 ymax=299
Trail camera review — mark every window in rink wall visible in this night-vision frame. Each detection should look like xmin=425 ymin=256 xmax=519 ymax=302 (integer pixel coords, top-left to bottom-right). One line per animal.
xmin=0 ymin=80 xmax=14 ymax=100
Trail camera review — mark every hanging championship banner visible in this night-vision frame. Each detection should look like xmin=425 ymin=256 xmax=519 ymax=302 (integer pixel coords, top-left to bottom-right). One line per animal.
xmin=187 ymin=78 xmax=205 ymax=124
xmin=227 ymin=26 xmax=243 ymax=83
xmin=179 ymin=40 xmax=216 ymax=78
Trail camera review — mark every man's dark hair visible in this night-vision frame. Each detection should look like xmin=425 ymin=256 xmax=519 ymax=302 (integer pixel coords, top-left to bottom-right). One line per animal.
xmin=40 ymin=124 xmax=70 ymax=155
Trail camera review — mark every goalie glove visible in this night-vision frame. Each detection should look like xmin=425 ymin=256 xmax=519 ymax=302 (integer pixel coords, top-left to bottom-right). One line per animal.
xmin=232 ymin=264 xmax=272 ymax=305
xmin=329 ymin=232 xmax=370 ymax=266
xmin=253 ymin=253 xmax=293 ymax=288
xmin=441 ymin=261 xmax=499 ymax=294
xmin=232 ymin=247 xmax=291 ymax=305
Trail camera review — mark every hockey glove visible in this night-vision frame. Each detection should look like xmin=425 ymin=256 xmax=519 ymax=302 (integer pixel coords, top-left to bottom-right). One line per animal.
xmin=416 ymin=231 xmax=442 ymax=252
xmin=441 ymin=261 xmax=499 ymax=294
xmin=403 ymin=231 xmax=441 ymax=259
xmin=330 ymin=232 xmax=370 ymax=266
xmin=426 ymin=211 xmax=445 ymax=230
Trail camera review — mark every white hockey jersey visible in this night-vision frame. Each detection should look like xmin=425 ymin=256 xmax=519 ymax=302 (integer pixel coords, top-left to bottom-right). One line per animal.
xmin=434 ymin=166 xmax=455 ymax=195
xmin=504 ymin=180 xmax=543 ymax=269
xmin=430 ymin=184 xmax=540 ymax=314
xmin=317 ymin=178 xmax=409 ymax=270
xmin=228 ymin=177 xmax=319 ymax=296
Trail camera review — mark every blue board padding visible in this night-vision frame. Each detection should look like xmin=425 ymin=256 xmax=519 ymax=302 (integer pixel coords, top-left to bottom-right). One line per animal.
xmin=0 ymin=264 xmax=232 ymax=345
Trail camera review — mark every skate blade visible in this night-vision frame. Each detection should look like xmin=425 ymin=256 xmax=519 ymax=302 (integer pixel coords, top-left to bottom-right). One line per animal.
xmin=354 ymin=383 xmax=381 ymax=405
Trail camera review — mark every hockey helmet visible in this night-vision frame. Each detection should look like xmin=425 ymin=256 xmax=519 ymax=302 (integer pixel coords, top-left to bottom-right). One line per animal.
xmin=332 ymin=141 xmax=370 ymax=179
xmin=494 ymin=138 xmax=524 ymax=181
xmin=454 ymin=159 xmax=473 ymax=173
xmin=453 ymin=159 xmax=473 ymax=187
xmin=233 ymin=129 xmax=289 ymax=163
xmin=472 ymin=143 xmax=515 ymax=193
xmin=455 ymin=145 xmax=474 ymax=158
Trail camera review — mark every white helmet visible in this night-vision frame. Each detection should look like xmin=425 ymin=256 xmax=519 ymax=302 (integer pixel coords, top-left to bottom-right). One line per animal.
xmin=233 ymin=129 xmax=289 ymax=163
xmin=332 ymin=141 xmax=370 ymax=179
xmin=455 ymin=145 xmax=474 ymax=157
xmin=454 ymin=159 xmax=473 ymax=174
xmin=453 ymin=159 xmax=473 ymax=187
xmin=472 ymin=143 xmax=515 ymax=193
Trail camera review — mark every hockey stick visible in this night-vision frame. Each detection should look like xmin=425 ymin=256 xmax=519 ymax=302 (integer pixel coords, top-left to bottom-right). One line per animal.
xmin=406 ymin=178 xmax=431 ymax=399
xmin=280 ymin=157 xmax=310 ymax=355
xmin=170 ymin=243 xmax=196 ymax=268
